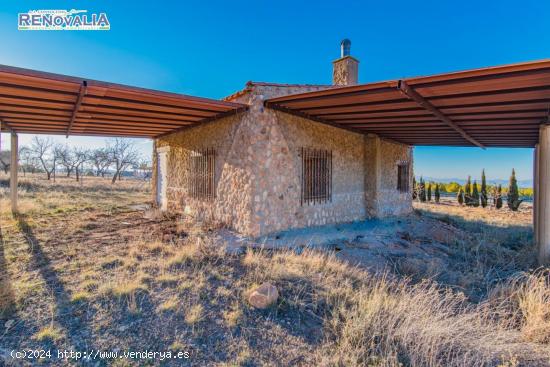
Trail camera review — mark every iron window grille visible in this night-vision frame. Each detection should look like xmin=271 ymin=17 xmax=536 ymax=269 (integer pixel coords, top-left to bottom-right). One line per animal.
xmin=188 ymin=148 xmax=216 ymax=201
xmin=397 ymin=163 xmax=410 ymax=193
xmin=301 ymin=147 xmax=332 ymax=205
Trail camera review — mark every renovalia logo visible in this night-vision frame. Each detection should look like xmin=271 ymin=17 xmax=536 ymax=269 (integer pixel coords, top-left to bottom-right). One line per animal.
xmin=18 ymin=9 xmax=110 ymax=31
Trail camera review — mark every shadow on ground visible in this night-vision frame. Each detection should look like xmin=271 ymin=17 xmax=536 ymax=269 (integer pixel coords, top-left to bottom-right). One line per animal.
xmin=0 ymin=227 xmax=16 ymax=318
xmin=16 ymin=214 xmax=102 ymax=366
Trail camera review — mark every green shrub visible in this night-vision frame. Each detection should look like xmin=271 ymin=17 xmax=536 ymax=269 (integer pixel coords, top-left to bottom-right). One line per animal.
xmin=446 ymin=182 xmax=461 ymax=193
xmin=480 ymin=169 xmax=488 ymax=208
xmin=507 ymin=169 xmax=522 ymax=211
xmin=419 ymin=177 xmax=426 ymax=202
xmin=495 ymin=184 xmax=503 ymax=209
xmin=464 ymin=176 xmax=472 ymax=206
xmin=472 ymin=180 xmax=480 ymax=207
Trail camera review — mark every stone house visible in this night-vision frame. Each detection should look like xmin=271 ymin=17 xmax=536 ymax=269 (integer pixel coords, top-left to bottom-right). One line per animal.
xmin=152 ymin=41 xmax=413 ymax=237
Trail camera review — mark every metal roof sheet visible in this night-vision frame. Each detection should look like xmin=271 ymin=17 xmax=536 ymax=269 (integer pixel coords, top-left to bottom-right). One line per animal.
xmin=265 ymin=59 xmax=550 ymax=148
xmin=0 ymin=64 xmax=248 ymax=138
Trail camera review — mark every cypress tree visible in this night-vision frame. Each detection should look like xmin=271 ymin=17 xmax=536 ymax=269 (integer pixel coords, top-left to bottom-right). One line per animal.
xmin=464 ymin=176 xmax=472 ymax=206
xmin=507 ymin=168 xmax=522 ymax=211
xmin=427 ymin=183 xmax=432 ymax=201
xmin=495 ymin=184 xmax=503 ymax=209
xmin=419 ymin=177 xmax=426 ymax=202
xmin=434 ymin=183 xmax=440 ymax=203
xmin=412 ymin=176 xmax=417 ymax=200
xmin=472 ymin=180 xmax=480 ymax=207
xmin=480 ymin=169 xmax=488 ymax=208
xmin=457 ymin=188 xmax=464 ymax=205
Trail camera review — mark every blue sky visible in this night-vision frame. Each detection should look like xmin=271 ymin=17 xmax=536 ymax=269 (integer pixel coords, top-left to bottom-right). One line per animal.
xmin=0 ymin=0 xmax=549 ymax=181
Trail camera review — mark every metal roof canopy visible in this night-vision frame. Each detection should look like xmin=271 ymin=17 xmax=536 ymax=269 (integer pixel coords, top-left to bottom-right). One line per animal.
xmin=265 ymin=59 xmax=550 ymax=148
xmin=0 ymin=65 xmax=247 ymax=138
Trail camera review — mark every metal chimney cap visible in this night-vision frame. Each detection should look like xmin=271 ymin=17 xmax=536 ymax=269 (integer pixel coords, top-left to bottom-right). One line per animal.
xmin=340 ymin=39 xmax=351 ymax=57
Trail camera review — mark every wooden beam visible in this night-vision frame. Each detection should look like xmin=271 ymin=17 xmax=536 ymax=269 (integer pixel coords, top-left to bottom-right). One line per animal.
xmin=397 ymin=80 xmax=486 ymax=149
xmin=10 ymin=132 xmax=18 ymax=214
xmin=155 ymin=106 xmax=248 ymax=138
xmin=264 ymin=102 xmax=368 ymax=136
xmin=66 ymin=81 xmax=87 ymax=137
xmin=0 ymin=117 xmax=14 ymax=132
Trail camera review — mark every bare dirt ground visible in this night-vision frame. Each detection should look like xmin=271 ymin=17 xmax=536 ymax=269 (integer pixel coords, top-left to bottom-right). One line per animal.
xmin=0 ymin=175 xmax=549 ymax=366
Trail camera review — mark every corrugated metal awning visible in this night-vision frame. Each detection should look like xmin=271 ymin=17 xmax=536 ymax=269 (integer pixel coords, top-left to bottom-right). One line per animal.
xmin=0 ymin=65 xmax=248 ymax=138
xmin=265 ymin=59 xmax=550 ymax=148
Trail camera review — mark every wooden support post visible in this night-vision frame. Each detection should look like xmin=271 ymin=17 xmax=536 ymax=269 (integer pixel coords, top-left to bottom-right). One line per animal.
xmin=534 ymin=144 xmax=540 ymax=247
xmin=538 ymin=124 xmax=550 ymax=265
xmin=10 ymin=132 xmax=18 ymax=214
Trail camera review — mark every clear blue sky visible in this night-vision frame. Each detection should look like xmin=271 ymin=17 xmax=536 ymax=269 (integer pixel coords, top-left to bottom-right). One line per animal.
xmin=0 ymin=0 xmax=549 ymax=182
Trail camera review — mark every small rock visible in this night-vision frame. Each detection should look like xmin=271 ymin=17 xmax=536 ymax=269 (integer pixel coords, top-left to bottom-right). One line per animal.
xmin=248 ymin=283 xmax=279 ymax=309
xmin=118 ymin=325 xmax=129 ymax=332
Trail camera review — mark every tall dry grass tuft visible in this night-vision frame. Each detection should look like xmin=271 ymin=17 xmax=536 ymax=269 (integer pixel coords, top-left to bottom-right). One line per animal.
xmin=242 ymin=248 xmax=547 ymax=366
xmin=165 ymin=236 xmax=225 ymax=270
xmin=489 ymin=269 xmax=550 ymax=344
xmin=324 ymin=277 xmax=521 ymax=366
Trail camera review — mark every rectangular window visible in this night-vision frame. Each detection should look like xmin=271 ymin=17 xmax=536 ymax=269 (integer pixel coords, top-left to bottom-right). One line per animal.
xmin=188 ymin=148 xmax=215 ymax=201
xmin=397 ymin=163 xmax=409 ymax=192
xmin=301 ymin=147 xmax=332 ymax=205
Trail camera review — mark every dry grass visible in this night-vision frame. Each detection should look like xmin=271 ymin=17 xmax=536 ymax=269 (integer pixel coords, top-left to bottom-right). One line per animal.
xmin=184 ymin=304 xmax=203 ymax=325
xmin=223 ymin=304 xmax=243 ymax=328
xmin=0 ymin=174 xmax=548 ymax=366
xmin=32 ymin=325 xmax=64 ymax=342
xmin=489 ymin=269 xmax=550 ymax=344
xmin=415 ymin=196 xmax=533 ymax=228
xmin=157 ymin=296 xmax=179 ymax=313
xmin=70 ymin=290 xmax=91 ymax=303
xmin=240 ymin=248 xmax=550 ymax=366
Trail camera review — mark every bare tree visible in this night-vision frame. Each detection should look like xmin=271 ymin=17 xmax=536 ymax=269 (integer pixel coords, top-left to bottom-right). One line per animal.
xmin=0 ymin=151 xmax=10 ymax=174
xmin=107 ymin=138 xmax=140 ymax=184
xmin=57 ymin=145 xmax=77 ymax=177
xmin=134 ymin=158 xmax=152 ymax=180
xmin=89 ymin=148 xmax=112 ymax=177
xmin=19 ymin=146 xmax=30 ymax=176
xmin=19 ymin=146 xmax=40 ymax=175
xmin=73 ymin=148 xmax=89 ymax=182
xmin=52 ymin=145 xmax=66 ymax=182
xmin=30 ymin=137 xmax=57 ymax=180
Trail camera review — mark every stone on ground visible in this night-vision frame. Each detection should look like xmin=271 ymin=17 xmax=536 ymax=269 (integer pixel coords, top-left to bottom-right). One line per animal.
xmin=248 ymin=283 xmax=279 ymax=309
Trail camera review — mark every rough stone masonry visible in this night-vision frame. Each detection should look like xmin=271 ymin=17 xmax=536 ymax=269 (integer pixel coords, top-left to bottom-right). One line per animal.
xmin=152 ymin=41 xmax=413 ymax=237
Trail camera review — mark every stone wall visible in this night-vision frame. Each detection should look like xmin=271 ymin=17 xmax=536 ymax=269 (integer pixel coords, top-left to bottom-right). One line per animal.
xmin=248 ymin=93 xmax=368 ymax=234
xmin=154 ymin=112 xmax=256 ymax=234
xmin=376 ymin=139 xmax=414 ymax=216
xmin=153 ymin=82 xmax=413 ymax=237
xmin=363 ymin=136 xmax=414 ymax=218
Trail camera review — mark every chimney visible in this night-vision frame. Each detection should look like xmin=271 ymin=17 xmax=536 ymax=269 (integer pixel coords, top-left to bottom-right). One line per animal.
xmin=332 ymin=39 xmax=359 ymax=86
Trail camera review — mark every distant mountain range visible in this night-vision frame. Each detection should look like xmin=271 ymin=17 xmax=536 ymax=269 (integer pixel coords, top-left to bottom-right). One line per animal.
xmin=417 ymin=177 xmax=533 ymax=188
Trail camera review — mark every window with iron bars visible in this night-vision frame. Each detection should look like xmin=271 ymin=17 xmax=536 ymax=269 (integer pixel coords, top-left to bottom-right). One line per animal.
xmin=301 ymin=147 xmax=332 ymax=205
xmin=187 ymin=148 xmax=215 ymax=201
xmin=397 ymin=163 xmax=410 ymax=193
